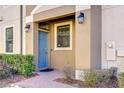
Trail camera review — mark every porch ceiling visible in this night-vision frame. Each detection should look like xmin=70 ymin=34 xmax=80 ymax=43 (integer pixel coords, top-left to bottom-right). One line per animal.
xmin=33 ymin=5 xmax=75 ymax=22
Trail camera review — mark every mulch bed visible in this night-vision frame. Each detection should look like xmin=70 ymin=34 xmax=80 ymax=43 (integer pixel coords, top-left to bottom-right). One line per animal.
xmin=54 ymin=78 xmax=119 ymax=88
xmin=0 ymin=73 xmax=39 ymax=88
xmin=54 ymin=78 xmax=89 ymax=88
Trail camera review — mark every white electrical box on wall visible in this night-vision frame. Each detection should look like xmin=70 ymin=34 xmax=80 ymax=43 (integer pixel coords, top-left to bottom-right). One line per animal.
xmin=106 ymin=41 xmax=116 ymax=60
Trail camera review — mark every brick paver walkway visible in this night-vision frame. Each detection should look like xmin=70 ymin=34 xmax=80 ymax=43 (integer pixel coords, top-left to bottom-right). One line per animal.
xmin=14 ymin=70 xmax=74 ymax=88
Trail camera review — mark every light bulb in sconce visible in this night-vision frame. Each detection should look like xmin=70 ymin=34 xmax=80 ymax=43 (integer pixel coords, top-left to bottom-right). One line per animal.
xmin=108 ymin=43 xmax=113 ymax=48
xmin=25 ymin=24 xmax=30 ymax=32
xmin=78 ymin=12 xmax=84 ymax=24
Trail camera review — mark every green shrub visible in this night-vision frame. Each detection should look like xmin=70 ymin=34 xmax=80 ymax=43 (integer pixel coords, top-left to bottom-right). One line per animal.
xmin=84 ymin=70 xmax=97 ymax=87
xmin=83 ymin=68 xmax=118 ymax=87
xmin=0 ymin=61 xmax=13 ymax=79
xmin=95 ymin=69 xmax=113 ymax=83
xmin=118 ymin=73 xmax=124 ymax=88
xmin=0 ymin=54 xmax=35 ymax=76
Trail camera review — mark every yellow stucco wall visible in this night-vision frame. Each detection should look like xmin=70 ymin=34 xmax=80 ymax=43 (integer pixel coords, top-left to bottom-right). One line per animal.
xmin=0 ymin=6 xmax=27 ymax=54
xmin=0 ymin=19 xmax=21 ymax=54
xmin=0 ymin=26 xmax=4 ymax=53
xmin=25 ymin=22 xmax=33 ymax=54
xmin=50 ymin=19 xmax=75 ymax=70
xmin=75 ymin=9 xmax=91 ymax=70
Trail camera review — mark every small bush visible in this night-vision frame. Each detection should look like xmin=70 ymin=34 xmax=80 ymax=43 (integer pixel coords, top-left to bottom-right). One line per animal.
xmin=0 ymin=61 xmax=13 ymax=79
xmin=83 ymin=68 xmax=118 ymax=87
xmin=63 ymin=65 xmax=75 ymax=80
xmin=0 ymin=54 xmax=35 ymax=76
xmin=95 ymin=69 xmax=114 ymax=83
xmin=83 ymin=70 xmax=97 ymax=87
xmin=118 ymin=73 xmax=124 ymax=88
xmin=95 ymin=69 xmax=118 ymax=87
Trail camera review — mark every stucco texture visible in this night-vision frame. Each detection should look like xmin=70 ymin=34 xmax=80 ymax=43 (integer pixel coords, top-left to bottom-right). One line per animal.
xmin=75 ymin=9 xmax=91 ymax=70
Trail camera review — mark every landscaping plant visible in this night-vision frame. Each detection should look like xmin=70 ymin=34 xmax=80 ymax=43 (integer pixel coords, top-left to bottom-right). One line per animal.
xmin=83 ymin=67 xmax=118 ymax=88
xmin=0 ymin=61 xmax=13 ymax=80
xmin=118 ymin=73 xmax=124 ymax=88
xmin=63 ymin=65 xmax=75 ymax=80
xmin=83 ymin=70 xmax=97 ymax=87
xmin=0 ymin=54 xmax=35 ymax=76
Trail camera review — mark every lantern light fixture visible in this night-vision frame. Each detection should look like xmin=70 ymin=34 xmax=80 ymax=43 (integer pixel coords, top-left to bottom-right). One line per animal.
xmin=78 ymin=12 xmax=84 ymax=24
xmin=25 ymin=24 xmax=30 ymax=32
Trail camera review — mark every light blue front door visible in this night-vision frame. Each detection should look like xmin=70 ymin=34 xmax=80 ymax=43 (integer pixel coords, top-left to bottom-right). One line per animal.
xmin=38 ymin=31 xmax=48 ymax=68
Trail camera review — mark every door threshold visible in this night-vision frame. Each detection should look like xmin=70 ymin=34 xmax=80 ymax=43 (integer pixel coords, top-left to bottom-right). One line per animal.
xmin=39 ymin=68 xmax=54 ymax=72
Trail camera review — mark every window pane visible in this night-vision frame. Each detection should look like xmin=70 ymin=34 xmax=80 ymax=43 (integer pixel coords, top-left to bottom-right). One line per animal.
xmin=6 ymin=27 xmax=13 ymax=52
xmin=57 ymin=25 xmax=70 ymax=47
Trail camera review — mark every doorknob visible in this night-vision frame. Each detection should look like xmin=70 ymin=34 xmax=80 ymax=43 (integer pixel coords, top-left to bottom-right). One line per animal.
xmin=51 ymin=49 xmax=53 ymax=51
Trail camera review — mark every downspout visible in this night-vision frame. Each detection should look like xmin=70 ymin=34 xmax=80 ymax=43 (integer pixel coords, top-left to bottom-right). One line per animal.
xmin=20 ymin=5 xmax=23 ymax=55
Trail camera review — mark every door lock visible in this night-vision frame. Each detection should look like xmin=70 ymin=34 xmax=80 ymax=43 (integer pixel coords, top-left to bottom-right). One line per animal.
xmin=51 ymin=49 xmax=53 ymax=51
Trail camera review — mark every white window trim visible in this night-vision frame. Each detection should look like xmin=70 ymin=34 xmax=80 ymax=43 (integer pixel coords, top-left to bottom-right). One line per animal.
xmin=54 ymin=21 xmax=73 ymax=51
xmin=3 ymin=24 xmax=14 ymax=54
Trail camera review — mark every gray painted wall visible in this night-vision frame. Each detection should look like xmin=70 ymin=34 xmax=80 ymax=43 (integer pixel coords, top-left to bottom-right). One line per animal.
xmin=91 ymin=5 xmax=102 ymax=69
xmin=102 ymin=6 xmax=124 ymax=72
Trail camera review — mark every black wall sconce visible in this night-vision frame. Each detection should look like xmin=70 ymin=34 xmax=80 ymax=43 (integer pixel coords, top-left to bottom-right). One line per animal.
xmin=25 ymin=24 xmax=30 ymax=32
xmin=78 ymin=12 xmax=84 ymax=24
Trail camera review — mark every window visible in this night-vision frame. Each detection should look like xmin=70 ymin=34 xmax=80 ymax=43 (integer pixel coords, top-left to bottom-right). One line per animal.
xmin=54 ymin=21 xmax=72 ymax=50
xmin=6 ymin=27 xmax=13 ymax=52
xmin=57 ymin=25 xmax=70 ymax=47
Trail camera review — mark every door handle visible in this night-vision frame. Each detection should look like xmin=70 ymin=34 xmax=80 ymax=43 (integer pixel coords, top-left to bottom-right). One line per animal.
xmin=51 ymin=49 xmax=53 ymax=51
